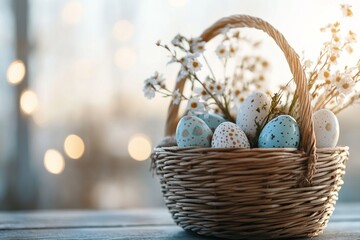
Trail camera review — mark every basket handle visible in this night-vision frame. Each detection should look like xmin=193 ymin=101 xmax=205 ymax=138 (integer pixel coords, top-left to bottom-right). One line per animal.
xmin=165 ymin=15 xmax=317 ymax=185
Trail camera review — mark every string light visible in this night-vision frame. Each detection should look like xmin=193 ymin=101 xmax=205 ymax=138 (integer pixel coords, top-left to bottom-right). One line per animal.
xmin=44 ymin=149 xmax=65 ymax=174
xmin=128 ymin=134 xmax=152 ymax=161
xmin=20 ymin=90 xmax=39 ymax=115
xmin=112 ymin=20 xmax=134 ymax=42
xmin=64 ymin=134 xmax=85 ymax=159
xmin=7 ymin=60 xmax=26 ymax=85
xmin=62 ymin=1 xmax=83 ymax=25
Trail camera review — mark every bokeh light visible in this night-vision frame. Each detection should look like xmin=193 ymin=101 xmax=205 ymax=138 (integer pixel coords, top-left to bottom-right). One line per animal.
xmin=7 ymin=60 xmax=26 ymax=85
xmin=44 ymin=149 xmax=65 ymax=174
xmin=64 ymin=134 xmax=85 ymax=159
xmin=112 ymin=20 xmax=134 ymax=42
xmin=20 ymin=90 xmax=39 ymax=115
xmin=128 ymin=134 xmax=152 ymax=161
xmin=114 ymin=47 xmax=137 ymax=70
xmin=62 ymin=1 xmax=83 ymax=25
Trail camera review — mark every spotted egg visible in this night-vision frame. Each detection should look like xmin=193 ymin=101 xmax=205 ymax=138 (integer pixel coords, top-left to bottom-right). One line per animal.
xmin=211 ymin=122 xmax=250 ymax=148
xmin=176 ymin=115 xmax=213 ymax=147
xmin=236 ymin=91 xmax=271 ymax=142
xmin=258 ymin=115 xmax=300 ymax=148
xmin=313 ymin=109 xmax=339 ymax=148
xmin=197 ymin=113 xmax=226 ymax=132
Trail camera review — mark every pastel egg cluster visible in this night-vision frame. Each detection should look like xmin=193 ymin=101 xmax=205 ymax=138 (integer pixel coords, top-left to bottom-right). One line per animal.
xmin=175 ymin=91 xmax=339 ymax=149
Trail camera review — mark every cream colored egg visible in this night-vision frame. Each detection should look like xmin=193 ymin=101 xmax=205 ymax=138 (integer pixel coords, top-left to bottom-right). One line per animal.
xmin=236 ymin=91 xmax=270 ymax=142
xmin=313 ymin=109 xmax=339 ymax=148
xmin=211 ymin=122 xmax=250 ymax=148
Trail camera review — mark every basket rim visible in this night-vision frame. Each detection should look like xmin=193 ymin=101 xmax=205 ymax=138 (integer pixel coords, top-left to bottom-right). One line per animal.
xmin=154 ymin=146 xmax=349 ymax=153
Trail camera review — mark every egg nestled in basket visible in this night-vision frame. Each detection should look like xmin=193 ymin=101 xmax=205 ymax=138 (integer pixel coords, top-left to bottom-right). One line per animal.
xmin=211 ymin=122 xmax=250 ymax=148
xmin=236 ymin=91 xmax=271 ymax=142
xmin=175 ymin=115 xmax=213 ymax=147
xmin=258 ymin=115 xmax=300 ymax=148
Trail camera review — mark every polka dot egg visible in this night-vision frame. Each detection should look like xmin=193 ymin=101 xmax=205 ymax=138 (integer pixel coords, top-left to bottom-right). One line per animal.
xmin=176 ymin=115 xmax=213 ymax=147
xmin=211 ymin=122 xmax=250 ymax=148
xmin=258 ymin=115 xmax=300 ymax=148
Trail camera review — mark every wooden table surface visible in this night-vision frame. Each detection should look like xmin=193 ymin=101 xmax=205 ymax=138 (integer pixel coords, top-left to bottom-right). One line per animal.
xmin=0 ymin=203 xmax=359 ymax=239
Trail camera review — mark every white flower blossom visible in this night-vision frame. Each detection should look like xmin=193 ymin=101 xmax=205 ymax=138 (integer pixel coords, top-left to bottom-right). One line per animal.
xmin=331 ymin=70 xmax=342 ymax=84
xmin=186 ymin=98 xmax=207 ymax=114
xmin=192 ymin=41 xmax=206 ymax=53
xmin=319 ymin=69 xmax=331 ymax=81
xmin=346 ymin=30 xmax=357 ymax=43
xmin=334 ymin=74 xmax=355 ymax=95
xmin=228 ymin=43 xmax=238 ymax=57
xmin=340 ymin=4 xmax=353 ymax=17
xmin=194 ymin=86 xmax=210 ymax=100
xmin=213 ymin=83 xmax=226 ymax=95
xmin=185 ymin=54 xmax=202 ymax=73
xmin=171 ymin=34 xmax=183 ymax=46
xmin=171 ymin=89 xmax=182 ymax=105
xmin=153 ymin=71 xmax=165 ymax=85
xmin=215 ymin=44 xmax=229 ymax=59
xmin=143 ymin=78 xmax=156 ymax=99
xmin=143 ymin=72 xmax=165 ymax=99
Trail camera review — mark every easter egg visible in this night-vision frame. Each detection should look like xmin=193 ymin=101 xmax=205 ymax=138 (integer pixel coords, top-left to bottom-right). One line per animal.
xmin=176 ymin=115 xmax=213 ymax=147
xmin=258 ymin=115 xmax=300 ymax=148
xmin=236 ymin=91 xmax=271 ymax=141
xmin=211 ymin=122 xmax=250 ymax=148
xmin=313 ymin=109 xmax=339 ymax=148
xmin=197 ymin=113 xmax=226 ymax=132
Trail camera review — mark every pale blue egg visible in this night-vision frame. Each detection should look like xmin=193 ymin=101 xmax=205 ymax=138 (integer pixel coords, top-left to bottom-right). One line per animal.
xmin=258 ymin=115 xmax=300 ymax=148
xmin=197 ymin=113 xmax=226 ymax=132
xmin=176 ymin=115 xmax=213 ymax=147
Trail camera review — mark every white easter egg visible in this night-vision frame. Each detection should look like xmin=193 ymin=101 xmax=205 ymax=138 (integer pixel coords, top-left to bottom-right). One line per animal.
xmin=236 ymin=91 xmax=271 ymax=141
xmin=211 ymin=122 xmax=250 ymax=148
xmin=313 ymin=109 xmax=339 ymax=148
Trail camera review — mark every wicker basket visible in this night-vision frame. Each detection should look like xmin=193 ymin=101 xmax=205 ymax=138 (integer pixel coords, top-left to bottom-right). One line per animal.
xmin=151 ymin=15 xmax=349 ymax=239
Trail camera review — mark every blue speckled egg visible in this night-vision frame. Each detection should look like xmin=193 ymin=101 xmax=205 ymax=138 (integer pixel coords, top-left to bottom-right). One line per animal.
xmin=176 ymin=115 xmax=213 ymax=147
xmin=197 ymin=113 xmax=226 ymax=132
xmin=258 ymin=115 xmax=300 ymax=148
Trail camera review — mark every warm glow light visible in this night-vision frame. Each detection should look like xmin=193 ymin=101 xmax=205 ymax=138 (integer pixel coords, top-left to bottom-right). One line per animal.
xmin=44 ymin=149 xmax=65 ymax=174
xmin=62 ymin=1 xmax=83 ymax=25
xmin=20 ymin=90 xmax=39 ymax=115
xmin=64 ymin=134 xmax=85 ymax=159
xmin=112 ymin=20 xmax=134 ymax=42
xmin=114 ymin=47 xmax=137 ymax=70
xmin=7 ymin=60 xmax=26 ymax=85
xmin=168 ymin=0 xmax=188 ymax=8
xmin=128 ymin=134 xmax=152 ymax=161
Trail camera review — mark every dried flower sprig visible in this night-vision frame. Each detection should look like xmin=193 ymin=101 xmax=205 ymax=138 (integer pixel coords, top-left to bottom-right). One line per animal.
xmin=145 ymin=29 xmax=271 ymax=122
xmin=144 ymin=3 xmax=358 ymax=132
xmin=281 ymin=4 xmax=359 ymax=119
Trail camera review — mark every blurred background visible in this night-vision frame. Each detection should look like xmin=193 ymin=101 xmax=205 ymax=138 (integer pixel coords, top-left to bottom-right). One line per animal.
xmin=0 ymin=0 xmax=359 ymax=210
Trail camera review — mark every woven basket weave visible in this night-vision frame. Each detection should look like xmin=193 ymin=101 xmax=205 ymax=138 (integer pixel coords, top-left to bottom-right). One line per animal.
xmin=151 ymin=15 xmax=349 ymax=239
